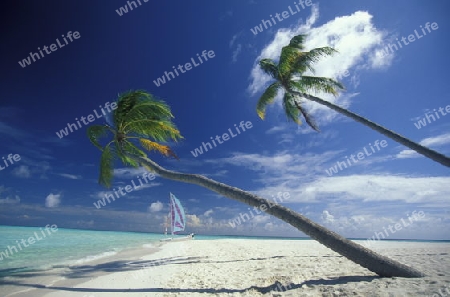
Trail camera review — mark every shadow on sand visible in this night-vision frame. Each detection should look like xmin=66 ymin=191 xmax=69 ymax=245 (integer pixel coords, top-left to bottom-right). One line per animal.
xmin=0 ymin=255 xmax=380 ymax=295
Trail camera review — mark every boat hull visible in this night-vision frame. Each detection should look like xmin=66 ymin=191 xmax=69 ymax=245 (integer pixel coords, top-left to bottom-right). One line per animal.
xmin=159 ymin=233 xmax=195 ymax=242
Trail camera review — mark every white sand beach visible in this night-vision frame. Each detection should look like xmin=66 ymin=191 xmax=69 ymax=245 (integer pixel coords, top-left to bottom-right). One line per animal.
xmin=2 ymin=239 xmax=449 ymax=297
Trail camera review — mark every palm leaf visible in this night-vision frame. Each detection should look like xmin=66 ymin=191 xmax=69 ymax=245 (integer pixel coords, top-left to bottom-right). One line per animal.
xmin=291 ymin=47 xmax=338 ymax=75
xmin=293 ymin=97 xmax=320 ymax=131
xmin=256 ymin=82 xmax=280 ymax=119
xmin=293 ymin=76 xmax=344 ymax=96
xmin=259 ymin=59 xmax=279 ymax=79
xmin=99 ymin=145 xmax=114 ymax=188
xmin=87 ymin=125 xmax=112 ymax=150
xmin=278 ymin=46 xmax=302 ymax=79
xmin=116 ymin=140 xmax=148 ymax=167
xmin=288 ymin=34 xmax=307 ymax=50
xmin=125 ymin=119 xmax=182 ymax=142
xmin=282 ymin=93 xmax=300 ymax=124
xmin=139 ymin=138 xmax=179 ymax=159
xmin=121 ymin=99 xmax=182 ymax=142
xmin=114 ymin=90 xmax=152 ymax=130
xmin=124 ymin=101 xmax=174 ymax=122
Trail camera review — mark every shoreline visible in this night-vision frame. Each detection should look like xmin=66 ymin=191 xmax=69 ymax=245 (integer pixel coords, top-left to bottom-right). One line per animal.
xmin=1 ymin=243 xmax=162 ymax=297
xmin=1 ymin=239 xmax=449 ymax=296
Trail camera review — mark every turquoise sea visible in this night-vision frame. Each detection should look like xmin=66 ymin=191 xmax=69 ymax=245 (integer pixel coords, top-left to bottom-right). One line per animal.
xmin=0 ymin=225 xmax=165 ymax=278
xmin=0 ymin=225 xmax=447 ymax=279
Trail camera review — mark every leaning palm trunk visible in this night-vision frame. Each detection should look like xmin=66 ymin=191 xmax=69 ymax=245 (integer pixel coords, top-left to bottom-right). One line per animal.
xmin=128 ymin=153 xmax=424 ymax=278
xmin=290 ymin=90 xmax=450 ymax=168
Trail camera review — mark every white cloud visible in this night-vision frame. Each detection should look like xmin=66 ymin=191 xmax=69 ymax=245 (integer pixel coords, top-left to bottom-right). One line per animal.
xmin=0 ymin=195 xmax=20 ymax=204
xmin=204 ymin=209 xmax=214 ymax=217
xmin=321 ymin=210 xmax=335 ymax=223
xmin=59 ymin=173 xmax=81 ymax=179
xmin=0 ymin=186 xmax=20 ymax=204
xmin=396 ymin=149 xmax=420 ymax=159
xmin=229 ymin=34 xmax=238 ymax=47
xmin=45 ymin=193 xmax=61 ymax=208
xmin=209 ymin=149 xmax=450 ymax=207
xmin=12 ymin=165 xmax=31 ymax=178
xmin=113 ymin=167 xmax=149 ymax=179
xmin=420 ymin=133 xmax=450 ymax=147
xmin=232 ymin=44 xmax=242 ymax=63
xmin=396 ymin=133 xmax=450 ymax=159
xmin=187 ymin=214 xmax=202 ymax=227
xmin=229 ymin=32 xmax=243 ymax=63
xmin=286 ymin=174 xmax=450 ymax=206
xmin=135 ymin=182 xmax=161 ymax=191
xmin=149 ymin=201 xmax=163 ymax=212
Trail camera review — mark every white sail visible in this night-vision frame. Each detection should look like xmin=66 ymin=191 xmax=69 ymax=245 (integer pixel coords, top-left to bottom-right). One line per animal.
xmin=169 ymin=192 xmax=186 ymax=235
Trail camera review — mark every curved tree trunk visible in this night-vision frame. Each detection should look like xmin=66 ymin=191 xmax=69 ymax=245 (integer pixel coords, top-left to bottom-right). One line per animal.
xmin=129 ymin=153 xmax=424 ymax=278
xmin=290 ymin=90 xmax=450 ymax=168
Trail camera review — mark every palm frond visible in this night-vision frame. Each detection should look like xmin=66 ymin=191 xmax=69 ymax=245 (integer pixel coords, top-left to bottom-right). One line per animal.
xmin=282 ymin=93 xmax=301 ymax=124
xmin=99 ymin=145 xmax=114 ymax=188
xmin=278 ymin=46 xmax=302 ymax=79
xmin=292 ymin=96 xmax=320 ymax=131
xmin=120 ymin=98 xmax=182 ymax=142
xmin=125 ymin=119 xmax=182 ymax=142
xmin=293 ymin=76 xmax=344 ymax=96
xmin=259 ymin=59 xmax=279 ymax=79
xmin=139 ymin=138 xmax=179 ymax=159
xmin=291 ymin=47 xmax=338 ymax=75
xmin=256 ymin=82 xmax=280 ymax=119
xmin=114 ymin=139 xmax=142 ymax=167
xmin=124 ymin=101 xmax=174 ymax=122
xmin=278 ymin=35 xmax=310 ymax=78
xmin=288 ymin=34 xmax=307 ymax=50
xmin=114 ymin=90 xmax=153 ymax=130
xmin=87 ymin=125 xmax=112 ymax=150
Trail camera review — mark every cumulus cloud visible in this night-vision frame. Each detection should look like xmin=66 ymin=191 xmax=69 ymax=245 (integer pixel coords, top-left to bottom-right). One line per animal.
xmin=187 ymin=214 xmax=202 ymax=227
xmin=321 ymin=210 xmax=335 ymax=223
xmin=149 ymin=201 xmax=163 ymax=212
xmin=45 ymin=193 xmax=61 ymax=208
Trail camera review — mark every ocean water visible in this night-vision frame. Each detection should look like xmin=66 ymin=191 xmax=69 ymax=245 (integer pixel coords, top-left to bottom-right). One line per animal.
xmin=0 ymin=225 xmax=165 ymax=277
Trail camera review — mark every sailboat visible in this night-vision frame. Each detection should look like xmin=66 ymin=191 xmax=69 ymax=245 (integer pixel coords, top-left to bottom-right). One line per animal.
xmin=160 ymin=192 xmax=194 ymax=242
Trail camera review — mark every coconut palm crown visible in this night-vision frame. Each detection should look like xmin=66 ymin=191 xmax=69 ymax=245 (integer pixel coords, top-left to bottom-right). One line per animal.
xmin=87 ymin=90 xmax=182 ymax=188
xmin=257 ymin=34 xmax=343 ymax=131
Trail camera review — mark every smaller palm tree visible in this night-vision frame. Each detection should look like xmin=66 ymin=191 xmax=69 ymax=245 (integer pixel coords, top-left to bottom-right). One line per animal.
xmin=87 ymin=90 xmax=182 ymax=187
xmin=257 ymin=34 xmax=450 ymax=167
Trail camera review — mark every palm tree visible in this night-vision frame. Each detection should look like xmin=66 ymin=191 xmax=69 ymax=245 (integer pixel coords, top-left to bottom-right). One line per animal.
xmin=256 ymin=34 xmax=450 ymax=167
xmin=87 ymin=90 xmax=423 ymax=278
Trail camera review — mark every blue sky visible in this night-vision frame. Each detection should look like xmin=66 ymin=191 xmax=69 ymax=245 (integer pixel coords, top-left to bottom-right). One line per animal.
xmin=0 ymin=0 xmax=449 ymax=240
